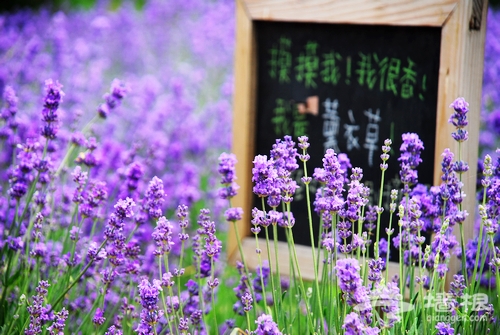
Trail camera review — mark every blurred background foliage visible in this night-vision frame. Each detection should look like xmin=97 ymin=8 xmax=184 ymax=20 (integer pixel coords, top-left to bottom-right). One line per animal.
xmin=0 ymin=0 xmax=146 ymax=12
xmin=1 ymin=0 xmax=499 ymax=12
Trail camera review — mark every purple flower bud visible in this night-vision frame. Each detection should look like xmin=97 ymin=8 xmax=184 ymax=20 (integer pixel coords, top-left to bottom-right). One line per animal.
xmin=98 ymin=79 xmax=128 ymax=118
xmin=225 ymin=207 xmax=243 ymax=222
xmin=92 ymin=308 xmax=106 ymax=325
xmin=254 ymin=314 xmax=282 ymax=335
xmin=435 ymin=322 xmax=454 ymax=335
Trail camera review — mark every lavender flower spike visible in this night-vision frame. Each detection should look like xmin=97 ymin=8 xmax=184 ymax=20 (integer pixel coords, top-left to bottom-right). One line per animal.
xmin=335 ymin=258 xmax=362 ymax=295
xmin=98 ymin=79 xmax=128 ymax=118
xmin=41 ymin=79 xmax=64 ymax=139
xmin=136 ymin=278 xmax=163 ymax=334
xmin=25 ymin=280 xmax=50 ymax=335
xmin=46 ymin=308 xmax=69 ymax=335
xmin=449 ymin=97 xmax=469 ymax=142
xmin=144 ymin=176 xmax=165 ymax=220
xmin=218 ymin=152 xmax=240 ymax=199
xmin=218 ymin=152 xmax=238 ymax=185
xmin=254 ymin=314 xmax=282 ymax=335
xmin=435 ymin=322 xmax=454 ymax=335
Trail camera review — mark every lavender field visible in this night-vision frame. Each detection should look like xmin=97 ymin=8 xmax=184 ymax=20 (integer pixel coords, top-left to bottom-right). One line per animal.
xmin=0 ymin=1 xmax=500 ymax=334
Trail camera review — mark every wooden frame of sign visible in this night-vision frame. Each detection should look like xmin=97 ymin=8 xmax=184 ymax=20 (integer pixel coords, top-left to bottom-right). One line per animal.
xmin=229 ymin=0 xmax=488 ymax=282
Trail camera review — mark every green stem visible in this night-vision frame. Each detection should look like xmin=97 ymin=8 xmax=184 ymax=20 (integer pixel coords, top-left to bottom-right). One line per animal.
xmin=210 ymin=257 xmax=218 ymax=332
xmin=163 ymin=255 xmax=179 ymax=332
xmin=398 ymin=214 xmax=406 ymax=334
xmin=385 ymin=211 xmax=394 ymax=284
xmin=301 ymin=158 xmax=324 ymax=332
xmin=375 ymin=168 xmax=387 ymax=258
xmin=456 ymin=141 xmax=469 ymax=288
xmin=285 ymin=227 xmax=314 ymax=332
xmin=253 ymin=232 xmax=268 ymax=310
xmin=159 ymin=257 xmax=175 ymax=335
xmin=264 ymin=227 xmax=279 ymax=323
xmin=232 ymin=220 xmax=258 ymax=317
xmin=49 ymin=237 xmax=108 ymax=313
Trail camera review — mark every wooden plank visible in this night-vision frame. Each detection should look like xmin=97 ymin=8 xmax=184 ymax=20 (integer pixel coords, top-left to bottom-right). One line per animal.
xmin=239 ymin=236 xmax=401 ymax=283
xmin=244 ymin=0 xmax=457 ymax=26
xmin=228 ymin=0 xmax=257 ymax=263
xmin=435 ymin=0 xmax=488 ymax=285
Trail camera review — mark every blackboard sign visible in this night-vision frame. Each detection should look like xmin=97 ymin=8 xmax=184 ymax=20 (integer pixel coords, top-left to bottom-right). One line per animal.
xmin=230 ymin=0 xmax=486 ymax=280
xmin=253 ymin=21 xmax=441 ymax=248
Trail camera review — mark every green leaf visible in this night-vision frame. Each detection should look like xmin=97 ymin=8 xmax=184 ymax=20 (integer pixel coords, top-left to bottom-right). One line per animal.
xmin=407 ymin=317 xmax=418 ymax=335
xmin=6 ymin=266 xmax=23 ymax=288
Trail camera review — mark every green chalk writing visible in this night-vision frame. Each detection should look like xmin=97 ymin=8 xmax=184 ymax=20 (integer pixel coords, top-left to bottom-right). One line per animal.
xmin=266 ymin=37 xmax=428 ymax=101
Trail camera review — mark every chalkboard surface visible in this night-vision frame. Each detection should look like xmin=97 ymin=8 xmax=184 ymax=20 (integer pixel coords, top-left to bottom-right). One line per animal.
xmin=253 ymin=21 xmax=441 ymax=250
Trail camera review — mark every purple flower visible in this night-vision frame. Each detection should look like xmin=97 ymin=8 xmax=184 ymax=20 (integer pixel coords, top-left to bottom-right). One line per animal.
xmin=368 ymin=258 xmax=384 ymax=283
xmin=338 ymin=153 xmax=352 ymax=181
xmin=8 ymin=139 xmax=41 ymax=199
xmin=232 ymin=261 xmax=252 ymax=315
xmin=176 ymin=204 xmax=190 ymax=230
xmin=159 ymin=272 xmax=174 ymax=290
xmin=449 ymin=97 xmax=469 ymax=127
xmin=72 ymin=166 xmax=87 ymax=192
xmin=435 ymin=322 xmax=454 ymax=335
xmin=183 ymin=279 xmax=200 ymax=316
xmin=375 ymin=282 xmax=400 ymax=328
xmin=178 ymin=317 xmax=189 ymax=331
xmin=92 ymin=307 xmax=106 ymax=325
xmin=143 ymin=176 xmax=165 ymax=220
xmin=336 ymin=258 xmax=362 ymax=295
xmin=380 ymin=139 xmax=392 ymax=170
xmin=195 ymin=209 xmax=221 ymax=277
xmin=398 ymin=133 xmax=424 ymax=194
xmin=136 ymin=278 xmax=163 ymax=334
xmin=87 ymin=242 xmax=106 ymax=262
xmin=98 ymin=79 xmax=128 ymax=118
xmin=114 ymin=197 xmax=135 ymax=220
xmin=152 ymin=216 xmax=174 ymax=255
xmin=104 ymin=197 xmax=135 ymax=241
xmin=450 ymin=274 xmax=466 ymax=298
xmin=218 ymin=152 xmax=240 ymax=200
xmin=342 ymin=312 xmax=380 ymax=335
xmin=298 ymin=135 xmax=310 ymax=150
xmin=121 ymin=161 xmax=144 ymax=199
xmin=254 ymin=314 xmax=282 ymax=335
xmin=278 ymin=211 xmax=295 ymax=228
xmin=79 ymin=180 xmax=107 ymax=218
xmin=218 ymin=152 xmax=237 ymax=184
xmin=1 ymin=85 xmax=18 ymax=119
xmin=46 ymin=308 xmax=69 ymax=335
xmin=252 ymin=155 xmax=277 ymax=198
xmin=270 ymin=136 xmax=298 ymax=173
xmin=241 ymin=291 xmax=253 ymax=313
xmin=314 ymin=149 xmax=346 ymax=214
xmin=342 ymin=312 xmax=364 ymax=335
xmin=322 ymin=237 xmax=337 ymax=253
xmin=5 ymin=235 xmax=23 ymax=252
xmin=25 ymin=280 xmax=50 ymax=335
xmin=449 ymin=106 xmax=469 ymax=142
xmin=41 ymin=79 xmax=64 ymax=139
xmin=224 ymin=207 xmax=243 ymax=222
xmin=104 ymin=326 xmax=123 ymax=335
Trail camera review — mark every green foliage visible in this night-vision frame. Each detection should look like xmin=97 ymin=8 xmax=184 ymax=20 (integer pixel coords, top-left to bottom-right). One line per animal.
xmin=0 ymin=0 xmax=148 ymax=13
